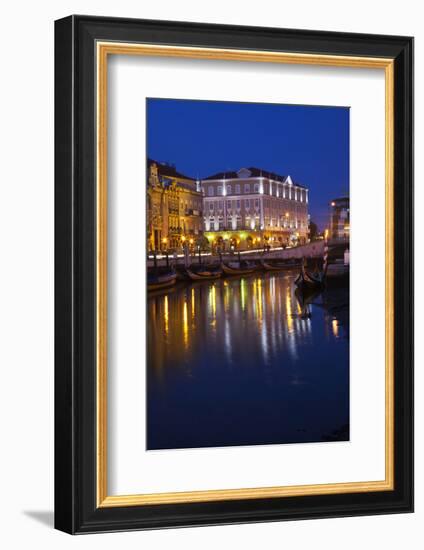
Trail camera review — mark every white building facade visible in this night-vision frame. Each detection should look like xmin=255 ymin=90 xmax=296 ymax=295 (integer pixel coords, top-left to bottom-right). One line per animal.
xmin=201 ymin=167 xmax=309 ymax=248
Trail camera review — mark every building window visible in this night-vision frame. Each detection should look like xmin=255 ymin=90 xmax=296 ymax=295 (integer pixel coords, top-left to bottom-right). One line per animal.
xmin=236 ymin=200 xmax=241 ymax=209
xmin=244 ymin=184 xmax=250 ymax=193
xmin=226 ymin=184 xmax=232 ymax=195
xmin=255 ymin=199 xmax=259 ymax=208
xmin=254 ymin=183 xmax=259 ymax=193
xmin=235 ymin=184 xmax=241 ymax=194
xmin=245 ymin=199 xmax=250 ymax=208
xmin=227 ymin=200 xmax=232 ymax=209
xmin=208 ymin=186 xmax=214 ymax=196
xmin=209 ymin=202 xmax=214 ymax=210
xmin=218 ymin=201 xmax=223 ymax=210
xmin=217 ymin=185 xmax=222 ymax=195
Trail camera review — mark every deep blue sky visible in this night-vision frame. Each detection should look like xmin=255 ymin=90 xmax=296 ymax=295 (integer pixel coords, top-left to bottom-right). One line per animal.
xmin=147 ymin=98 xmax=349 ymax=231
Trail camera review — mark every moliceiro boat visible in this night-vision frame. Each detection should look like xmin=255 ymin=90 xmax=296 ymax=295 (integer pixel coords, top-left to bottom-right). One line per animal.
xmin=147 ymin=269 xmax=177 ymax=291
xmin=221 ymin=261 xmax=256 ymax=276
xmin=186 ymin=265 xmax=222 ymax=281
xmin=294 ymin=263 xmax=326 ymax=291
xmin=294 ymin=242 xmax=350 ymax=290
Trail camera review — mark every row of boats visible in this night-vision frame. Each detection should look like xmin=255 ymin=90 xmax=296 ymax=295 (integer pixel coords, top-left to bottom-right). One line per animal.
xmin=148 ymin=258 xmax=301 ymax=291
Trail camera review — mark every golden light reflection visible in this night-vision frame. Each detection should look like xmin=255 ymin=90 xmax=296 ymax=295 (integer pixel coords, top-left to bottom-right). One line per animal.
xmin=252 ymin=280 xmax=257 ymax=316
xmin=332 ymin=318 xmax=339 ymax=337
xmin=164 ymin=295 xmax=169 ymax=336
xmin=191 ymin=288 xmax=195 ymax=319
xmin=286 ymin=288 xmax=293 ymax=331
xmin=240 ymin=279 xmax=246 ymax=311
xmin=224 ymin=282 xmax=230 ymax=313
xmin=209 ymin=284 xmax=217 ymax=318
xmin=256 ymin=278 xmax=263 ymax=321
xmin=183 ymin=300 xmax=189 ymax=348
xmin=149 ymin=271 xmax=326 ymax=383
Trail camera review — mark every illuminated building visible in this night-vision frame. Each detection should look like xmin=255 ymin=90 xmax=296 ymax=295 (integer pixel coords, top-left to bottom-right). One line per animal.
xmin=329 ymin=197 xmax=350 ymax=240
xmin=147 ymin=159 xmax=203 ymax=251
xmin=200 ymin=167 xmax=309 ymax=249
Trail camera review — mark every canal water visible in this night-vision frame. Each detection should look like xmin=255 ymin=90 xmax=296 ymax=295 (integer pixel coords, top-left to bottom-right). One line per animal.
xmin=147 ymin=271 xmax=349 ymax=450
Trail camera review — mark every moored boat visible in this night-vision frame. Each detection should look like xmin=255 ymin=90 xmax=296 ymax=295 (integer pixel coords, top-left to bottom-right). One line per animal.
xmin=294 ymin=263 xmax=325 ymax=291
xmin=221 ymin=261 xmax=255 ymax=276
xmin=186 ymin=265 xmax=222 ymax=281
xmin=147 ymin=270 xmax=177 ymax=291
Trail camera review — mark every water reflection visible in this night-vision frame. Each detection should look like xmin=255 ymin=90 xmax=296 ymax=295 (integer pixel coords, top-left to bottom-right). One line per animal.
xmin=147 ymin=271 xmax=349 ymax=450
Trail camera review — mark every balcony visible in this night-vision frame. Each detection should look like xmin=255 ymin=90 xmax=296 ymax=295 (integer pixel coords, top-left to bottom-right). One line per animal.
xmin=184 ymin=208 xmax=201 ymax=216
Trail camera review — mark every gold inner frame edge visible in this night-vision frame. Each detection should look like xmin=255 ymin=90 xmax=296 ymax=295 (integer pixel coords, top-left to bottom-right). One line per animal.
xmin=96 ymin=42 xmax=395 ymax=508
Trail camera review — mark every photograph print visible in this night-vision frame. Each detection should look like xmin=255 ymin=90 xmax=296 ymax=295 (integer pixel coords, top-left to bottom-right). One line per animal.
xmin=146 ymin=98 xmax=350 ymax=451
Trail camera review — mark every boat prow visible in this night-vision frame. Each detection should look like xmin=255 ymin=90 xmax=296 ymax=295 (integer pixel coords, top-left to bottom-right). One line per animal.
xmin=294 ymin=264 xmax=325 ymax=291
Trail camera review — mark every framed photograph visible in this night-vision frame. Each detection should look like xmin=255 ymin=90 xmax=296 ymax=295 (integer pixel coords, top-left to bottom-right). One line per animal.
xmin=54 ymin=15 xmax=413 ymax=533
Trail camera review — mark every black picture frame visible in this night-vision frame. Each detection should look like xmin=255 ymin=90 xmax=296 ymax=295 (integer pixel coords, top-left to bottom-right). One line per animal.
xmin=55 ymin=15 xmax=414 ymax=534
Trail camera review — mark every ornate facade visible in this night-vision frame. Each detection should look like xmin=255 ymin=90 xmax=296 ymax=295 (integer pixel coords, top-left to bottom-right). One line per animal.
xmin=147 ymin=160 xmax=203 ymax=251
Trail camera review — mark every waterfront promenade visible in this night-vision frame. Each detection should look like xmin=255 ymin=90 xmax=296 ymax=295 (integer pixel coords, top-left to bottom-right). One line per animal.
xmin=147 ymin=238 xmax=349 ymax=267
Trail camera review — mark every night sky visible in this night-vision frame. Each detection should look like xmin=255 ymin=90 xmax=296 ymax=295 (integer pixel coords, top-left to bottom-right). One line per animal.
xmin=147 ymin=98 xmax=349 ymax=231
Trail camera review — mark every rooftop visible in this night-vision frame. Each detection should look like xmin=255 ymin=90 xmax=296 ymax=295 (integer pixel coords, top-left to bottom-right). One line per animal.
xmin=201 ymin=167 xmax=306 ymax=188
xmin=147 ymin=158 xmax=196 ymax=182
